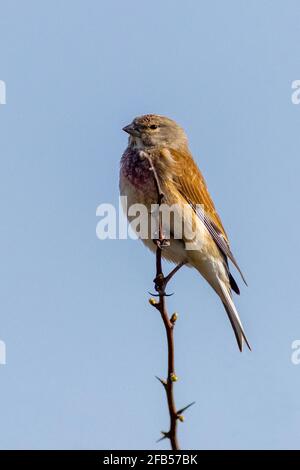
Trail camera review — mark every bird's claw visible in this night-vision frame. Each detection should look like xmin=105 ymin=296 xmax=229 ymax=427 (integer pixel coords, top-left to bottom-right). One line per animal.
xmin=154 ymin=239 xmax=170 ymax=249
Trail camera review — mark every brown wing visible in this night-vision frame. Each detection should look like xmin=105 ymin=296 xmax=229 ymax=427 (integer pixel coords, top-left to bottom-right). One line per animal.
xmin=169 ymin=148 xmax=247 ymax=285
xmin=170 ymin=148 xmax=228 ymax=239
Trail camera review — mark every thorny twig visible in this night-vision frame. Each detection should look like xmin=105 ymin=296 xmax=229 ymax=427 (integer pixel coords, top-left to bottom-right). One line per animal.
xmin=146 ymin=156 xmax=194 ymax=450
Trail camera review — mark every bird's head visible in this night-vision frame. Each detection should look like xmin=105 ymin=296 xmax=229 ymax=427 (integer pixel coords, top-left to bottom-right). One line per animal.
xmin=123 ymin=114 xmax=188 ymax=150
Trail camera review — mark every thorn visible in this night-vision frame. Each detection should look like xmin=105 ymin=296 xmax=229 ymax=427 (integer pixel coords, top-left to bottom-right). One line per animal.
xmin=148 ymin=292 xmax=160 ymax=297
xmin=170 ymin=312 xmax=178 ymax=323
xmin=177 ymin=401 xmax=196 ymax=415
xmin=170 ymin=373 xmax=178 ymax=382
xmin=155 ymin=376 xmax=167 ymax=387
xmin=156 ymin=431 xmax=170 ymax=443
xmin=149 ymin=291 xmax=174 ymax=297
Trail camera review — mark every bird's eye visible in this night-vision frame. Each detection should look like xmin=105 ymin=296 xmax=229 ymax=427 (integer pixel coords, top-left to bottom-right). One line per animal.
xmin=149 ymin=124 xmax=158 ymax=130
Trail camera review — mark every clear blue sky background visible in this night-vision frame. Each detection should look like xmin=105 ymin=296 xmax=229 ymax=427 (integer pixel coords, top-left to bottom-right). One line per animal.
xmin=0 ymin=0 xmax=300 ymax=450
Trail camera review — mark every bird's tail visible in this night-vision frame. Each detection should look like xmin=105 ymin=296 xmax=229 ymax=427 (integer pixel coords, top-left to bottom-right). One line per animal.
xmin=217 ymin=276 xmax=251 ymax=352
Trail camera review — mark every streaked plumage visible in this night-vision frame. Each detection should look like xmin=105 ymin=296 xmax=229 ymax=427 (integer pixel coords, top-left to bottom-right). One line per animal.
xmin=120 ymin=114 xmax=250 ymax=351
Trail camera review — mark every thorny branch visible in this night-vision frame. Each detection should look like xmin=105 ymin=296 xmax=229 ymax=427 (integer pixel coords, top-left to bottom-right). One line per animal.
xmin=146 ymin=156 xmax=194 ymax=450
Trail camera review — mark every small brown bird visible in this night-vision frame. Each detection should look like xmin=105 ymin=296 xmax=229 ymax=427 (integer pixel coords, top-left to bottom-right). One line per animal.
xmin=120 ymin=114 xmax=250 ymax=351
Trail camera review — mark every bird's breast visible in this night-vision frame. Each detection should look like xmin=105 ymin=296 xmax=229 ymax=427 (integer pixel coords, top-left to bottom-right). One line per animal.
xmin=120 ymin=148 xmax=157 ymax=198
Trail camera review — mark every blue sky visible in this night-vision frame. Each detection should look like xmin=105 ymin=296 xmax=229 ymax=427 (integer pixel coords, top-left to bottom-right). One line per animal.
xmin=0 ymin=0 xmax=300 ymax=450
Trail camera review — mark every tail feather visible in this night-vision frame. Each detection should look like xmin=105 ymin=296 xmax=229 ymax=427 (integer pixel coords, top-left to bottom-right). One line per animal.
xmin=217 ymin=277 xmax=251 ymax=352
xmin=229 ymin=272 xmax=240 ymax=295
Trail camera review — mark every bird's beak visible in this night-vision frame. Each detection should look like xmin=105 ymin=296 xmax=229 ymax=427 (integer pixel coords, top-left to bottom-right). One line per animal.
xmin=122 ymin=124 xmax=140 ymax=137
